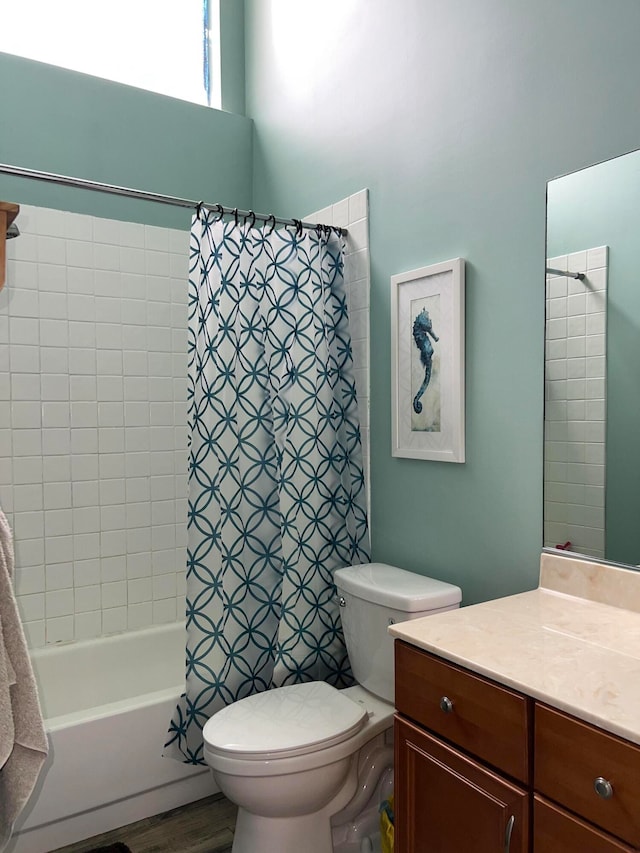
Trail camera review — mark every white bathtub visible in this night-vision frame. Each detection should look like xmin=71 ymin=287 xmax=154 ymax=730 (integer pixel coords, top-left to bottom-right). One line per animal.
xmin=8 ymin=623 xmax=216 ymax=853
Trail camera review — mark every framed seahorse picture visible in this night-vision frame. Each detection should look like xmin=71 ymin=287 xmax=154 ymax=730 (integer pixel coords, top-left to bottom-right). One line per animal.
xmin=390 ymin=258 xmax=465 ymax=462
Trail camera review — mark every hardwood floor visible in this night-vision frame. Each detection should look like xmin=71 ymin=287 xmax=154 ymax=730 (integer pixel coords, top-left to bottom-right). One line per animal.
xmin=49 ymin=794 xmax=238 ymax=853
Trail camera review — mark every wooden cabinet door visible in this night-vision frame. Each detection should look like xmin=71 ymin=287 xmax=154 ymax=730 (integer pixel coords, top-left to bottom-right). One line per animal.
xmin=395 ymin=716 xmax=529 ymax=853
xmin=534 ymin=796 xmax=635 ymax=852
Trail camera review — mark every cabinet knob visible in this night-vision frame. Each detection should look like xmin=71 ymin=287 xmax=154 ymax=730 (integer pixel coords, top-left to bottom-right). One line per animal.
xmin=594 ymin=777 xmax=614 ymax=800
xmin=439 ymin=696 xmax=454 ymax=714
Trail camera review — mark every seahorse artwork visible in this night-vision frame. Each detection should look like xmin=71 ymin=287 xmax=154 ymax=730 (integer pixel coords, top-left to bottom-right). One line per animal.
xmin=412 ymin=308 xmax=439 ymax=414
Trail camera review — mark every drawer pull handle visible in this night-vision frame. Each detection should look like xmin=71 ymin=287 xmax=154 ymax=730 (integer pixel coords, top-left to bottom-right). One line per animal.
xmin=439 ymin=696 xmax=454 ymax=714
xmin=504 ymin=815 xmax=515 ymax=852
xmin=594 ymin=777 xmax=614 ymax=800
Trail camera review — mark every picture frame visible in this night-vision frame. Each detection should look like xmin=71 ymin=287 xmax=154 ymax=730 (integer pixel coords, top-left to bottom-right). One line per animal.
xmin=390 ymin=258 xmax=465 ymax=462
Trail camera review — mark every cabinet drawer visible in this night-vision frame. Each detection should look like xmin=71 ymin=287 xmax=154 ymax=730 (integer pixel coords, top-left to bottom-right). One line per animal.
xmin=394 ymin=640 xmax=531 ymax=783
xmin=535 ymin=704 xmax=640 ymax=847
xmin=534 ymin=796 xmax=635 ymax=852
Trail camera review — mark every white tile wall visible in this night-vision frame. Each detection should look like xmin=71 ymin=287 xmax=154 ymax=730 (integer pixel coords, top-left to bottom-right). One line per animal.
xmin=544 ymin=247 xmax=608 ymax=558
xmin=307 ymin=190 xmax=371 ymax=513
xmin=0 ymin=205 xmax=190 ymax=646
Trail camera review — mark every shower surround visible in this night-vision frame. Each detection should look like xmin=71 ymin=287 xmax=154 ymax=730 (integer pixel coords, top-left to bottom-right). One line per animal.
xmin=0 ymin=191 xmax=370 ymax=648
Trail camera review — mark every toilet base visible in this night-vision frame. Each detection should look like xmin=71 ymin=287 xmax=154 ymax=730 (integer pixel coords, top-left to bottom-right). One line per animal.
xmin=331 ymin=734 xmax=394 ymax=853
xmin=232 ymin=807 xmax=335 ymax=853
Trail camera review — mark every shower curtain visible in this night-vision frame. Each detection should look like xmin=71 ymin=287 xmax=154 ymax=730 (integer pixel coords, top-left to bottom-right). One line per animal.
xmin=165 ymin=210 xmax=370 ymax=764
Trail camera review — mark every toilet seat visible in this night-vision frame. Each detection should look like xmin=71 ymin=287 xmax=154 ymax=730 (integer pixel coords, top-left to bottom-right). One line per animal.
xmin=203 ymin=681 xmax=368 ymax=761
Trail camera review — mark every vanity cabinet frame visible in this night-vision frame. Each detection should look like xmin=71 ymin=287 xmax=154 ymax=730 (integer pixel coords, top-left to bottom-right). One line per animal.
xmin=394 ymin=639 xmax=640 ymax=853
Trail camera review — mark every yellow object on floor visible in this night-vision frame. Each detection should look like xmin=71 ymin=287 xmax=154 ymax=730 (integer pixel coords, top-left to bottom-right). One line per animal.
xmin=379 ymin=795 xmax=394 ymax=853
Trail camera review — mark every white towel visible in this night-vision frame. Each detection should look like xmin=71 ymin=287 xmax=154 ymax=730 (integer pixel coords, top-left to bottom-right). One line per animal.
xmin=0 ymin=509 xmax=48 ymax=851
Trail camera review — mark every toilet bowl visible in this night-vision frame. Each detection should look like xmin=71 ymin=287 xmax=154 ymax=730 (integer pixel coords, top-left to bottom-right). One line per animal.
xmin=204 ymin=684 xmax=393 ymax=853
xmin=202 ymin=563 xmax=462 ymax=853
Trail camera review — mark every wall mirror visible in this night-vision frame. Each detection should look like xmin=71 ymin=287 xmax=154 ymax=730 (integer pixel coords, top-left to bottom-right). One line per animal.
xmin=544 ymin=147 xmax=640 ymax=568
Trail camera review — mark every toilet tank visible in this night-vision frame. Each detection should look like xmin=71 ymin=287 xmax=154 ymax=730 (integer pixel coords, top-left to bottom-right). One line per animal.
xmin=334 ymin=563 xmax=461 ymax=703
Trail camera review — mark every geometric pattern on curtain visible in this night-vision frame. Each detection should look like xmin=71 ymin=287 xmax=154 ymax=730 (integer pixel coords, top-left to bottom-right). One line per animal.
xmin=165 ymin=211 xmax=370 ymax=764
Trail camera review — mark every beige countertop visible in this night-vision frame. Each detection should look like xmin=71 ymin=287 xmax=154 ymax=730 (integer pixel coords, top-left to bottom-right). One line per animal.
xmin=388 ymin=552 xmax=640 ymax=745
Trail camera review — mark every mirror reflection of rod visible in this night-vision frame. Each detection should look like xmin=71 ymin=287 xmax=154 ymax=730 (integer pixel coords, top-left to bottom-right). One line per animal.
xmin=546 ymin=267 xmax=585 ymax=280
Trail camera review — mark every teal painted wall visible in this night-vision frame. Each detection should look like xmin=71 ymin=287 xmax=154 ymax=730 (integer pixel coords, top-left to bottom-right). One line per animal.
xmin=4 ymin=4 xmax=640 ymax=604
xmin=0 ymin=51 xmax=252 ymax=229
xmin=244 ymin=0 xmax=640 ymax=603
xmin=547 ymin=153 xmax=640 ymax=566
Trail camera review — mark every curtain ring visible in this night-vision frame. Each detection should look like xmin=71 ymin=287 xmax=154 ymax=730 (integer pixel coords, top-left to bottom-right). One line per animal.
xmin=265 ymin=214 xmax=277 ymax=236
xmin=245 ymin=210 xmax=256 ymax=228
xmin=292 ymin=218 xmax=303 ymax=237
xmin=233 ymin=208 xmax=239 ymax=226
xmin=214 ymin=203 xmax=224 ymax=220
xmin=195 ymin=201 xmax=204 ymax=220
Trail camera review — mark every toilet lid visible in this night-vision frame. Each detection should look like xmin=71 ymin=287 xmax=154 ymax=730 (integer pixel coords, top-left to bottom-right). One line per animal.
xmin=203 ymin=681 xmax=368 ymax=760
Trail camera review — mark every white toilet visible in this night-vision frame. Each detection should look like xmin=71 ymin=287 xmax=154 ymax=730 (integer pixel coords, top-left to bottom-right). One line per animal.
xmin=203 ymin=563 xmax=461 ymax=853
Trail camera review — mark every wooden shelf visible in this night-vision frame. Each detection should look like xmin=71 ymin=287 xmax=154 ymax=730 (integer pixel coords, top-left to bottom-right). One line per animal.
xmin=0 ymin=200 xmax=20 ymax=292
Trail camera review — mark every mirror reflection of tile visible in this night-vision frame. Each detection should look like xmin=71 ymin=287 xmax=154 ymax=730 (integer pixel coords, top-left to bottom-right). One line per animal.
xmin=544 ymin=247 xmax=607 ymax=560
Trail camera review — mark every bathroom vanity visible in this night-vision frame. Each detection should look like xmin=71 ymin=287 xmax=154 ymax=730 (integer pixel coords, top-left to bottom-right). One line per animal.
xmin=390 ymin=553 xmax=640 ymax=852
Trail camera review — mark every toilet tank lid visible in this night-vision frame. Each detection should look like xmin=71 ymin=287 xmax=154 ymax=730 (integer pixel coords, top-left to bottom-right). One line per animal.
xmin=334 ymin=563 xmax=462 ymax=611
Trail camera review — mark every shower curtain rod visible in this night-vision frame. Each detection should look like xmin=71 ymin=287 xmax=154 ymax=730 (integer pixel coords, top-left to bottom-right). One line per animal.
xmin=546 ymin=266 xmax=585 ymax=281
xmin=0 ymin=163 xmax=347 ymax=236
